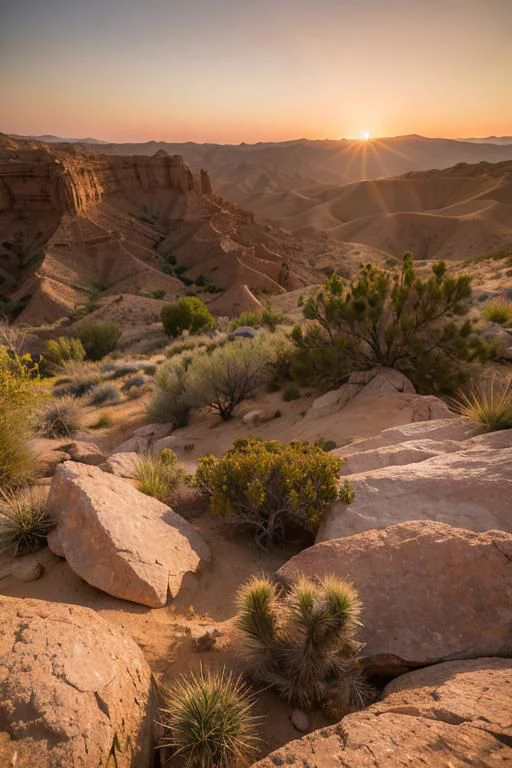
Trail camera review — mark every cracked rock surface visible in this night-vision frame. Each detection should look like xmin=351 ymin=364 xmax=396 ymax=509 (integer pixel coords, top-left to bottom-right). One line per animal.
xmin=252 ymin=658 xmax=512 ymax=767
xmin=0 ymin=595 xmax=156 ymax=767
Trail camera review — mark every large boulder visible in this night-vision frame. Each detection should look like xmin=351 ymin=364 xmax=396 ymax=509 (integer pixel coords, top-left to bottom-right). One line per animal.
xmin=278 ymin=522 xmax=512 ymax=675
xmin=251 ymin=658 xmax=512 ymax=767
xmin=320 ymin=429 xmax=512 ymax=540
xmin=0 ymin=596 xmax=155 ymax=767
xmin=48 ymin=461 xmax=210 ymax=607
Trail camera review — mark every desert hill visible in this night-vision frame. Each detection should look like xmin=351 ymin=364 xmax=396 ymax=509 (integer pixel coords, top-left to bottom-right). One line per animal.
xmin=0 ymin=135 xmax=310 ymax=325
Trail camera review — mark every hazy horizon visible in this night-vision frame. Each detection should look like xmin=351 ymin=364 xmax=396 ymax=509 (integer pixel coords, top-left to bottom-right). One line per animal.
xmin=1 ymin=0 xmax=511 ymax=144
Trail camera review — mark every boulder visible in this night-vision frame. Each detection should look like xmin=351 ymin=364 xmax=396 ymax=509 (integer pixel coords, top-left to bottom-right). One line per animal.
xmin=320 ymin=430 xmax=512 ymax=540
xmin=0 ymin=595 xmax=155 ymax=768
xmin=10 ymin=556 xmax=43 ymax=582
xmin=133 ymin=422 xmax=172 ymax=441
xmin=278 ymin=522 xmax=512 ymax=675
xmin=112 ymin=435 xmax=150 ymax=453
xmin=334 ymin=417 xmax=475 ymax=455
xmin=252 ymin=658 xmax=512 ymax=767
xmin=47 ymin=528 xmax=65 ymax=557
xmin=63 ymin=440 xmax=106 ymax=466
xmin=48 ymin=462 xmax=210 ymax=607
xmin=242 ymin=409 xmax=279 ymax=426
xmin=339 ymin=437 xmax=461 ymax=475
xmin=311 ymin=367 xmax=417 ymax=411
xmin=101 ymin=451 xmax=139 ymax=478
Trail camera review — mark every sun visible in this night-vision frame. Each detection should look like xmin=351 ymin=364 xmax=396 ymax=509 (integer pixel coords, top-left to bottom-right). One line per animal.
xmin=360 ymin=130 xmax=371 ymax=141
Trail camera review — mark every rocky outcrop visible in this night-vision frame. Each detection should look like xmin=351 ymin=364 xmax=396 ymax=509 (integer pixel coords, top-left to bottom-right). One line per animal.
xmin=0 ymin=595 xmax=156 ymax=767
xmin=320 ymin=428 xmax=512 ymax=540
xmin=252 ymin=658 xmax=512 ymax=767
xmin=48 ymin=461 xmax=210 ymax=607
xmin=278 ymin=521 xmax=512 ymax=676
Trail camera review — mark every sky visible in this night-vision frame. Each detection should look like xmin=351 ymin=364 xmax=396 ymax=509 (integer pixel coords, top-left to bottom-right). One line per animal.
xmin=0 ymin=0 xmax=511 ymax=144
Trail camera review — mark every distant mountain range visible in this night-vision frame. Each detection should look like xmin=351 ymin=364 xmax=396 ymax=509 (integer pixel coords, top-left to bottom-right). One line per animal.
xmin=11 ymin=134 xmax=108 ymax=145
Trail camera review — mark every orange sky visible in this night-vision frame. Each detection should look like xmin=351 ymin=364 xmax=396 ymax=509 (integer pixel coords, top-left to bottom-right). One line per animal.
xmin=1 ymin=0 xmax=511 ymax=143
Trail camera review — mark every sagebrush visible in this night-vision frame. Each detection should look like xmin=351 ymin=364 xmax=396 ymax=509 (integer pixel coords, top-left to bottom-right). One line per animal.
xmin=0 ymin=486 xmax=53 ymax=556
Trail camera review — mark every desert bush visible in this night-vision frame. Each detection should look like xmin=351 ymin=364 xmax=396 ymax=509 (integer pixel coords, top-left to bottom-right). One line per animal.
xmin=89 ymin=413 xmax=113 ymax=429
xmin=292 ymin=253 xmax=488 ymax=394
xmin=282 ymin=384 xmax=300 ymax=401
xmin=185 ymin=338 xmax=273 ymax=420
xmin=0 ymin=318 xmax=26 ymax=355
xmin=121 ymin=374 xmax=149 ymax=392
xmin=482 ymin=299 xmax=512 ymax=325
xmin=147 ymin=361 xmax=191 ymax=426
xmin=454 ymin=375 xmax=512 ymax=432
xmin=89 ymin=382 xmax=121 ymax=406
xmin=151 ymin=288 xmax=166 ymax=299
xmin=134 ymin=450 xmax=185 ymax=501
xmin=314 ymin=436 xmax=337 ymax=452
xmin=196 ymin=438 xmax=348 ymax=548
xmin=44 ymin=336 xmax=85 ymax=373
xmin=236 ymin=575 xmax=364 ymax=709
xmin=0 ymin=348 xmax=38 ymax=488
xmin=161 ymin=296 xmax=215 ymax=338
xmin=38 ymin=396 xmax=82 ymax=438
xmin=0 ymin=486 xmax=53 ymax=556
xmin=159 ymin=666 xmax=259 ymax=768
xmin=165 ymin=338 xmax=199 ymax=358
xmin=77 ymin=321 xmax=121 ymax=360
xmin=261 ymin=305 xmax=284 ymax=332
xmin=53 ymin=361 xmax=101 ymax=398
xmin=228 ymin=311 xmax=261 ymax=331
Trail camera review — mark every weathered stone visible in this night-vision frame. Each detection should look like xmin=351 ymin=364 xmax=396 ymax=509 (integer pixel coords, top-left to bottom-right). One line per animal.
xmin=290 ymin=709 xmax=310 ymax=733
xmin=47 ymin=528 xmax=65 ymax=557
xmin=64 ymin=440 xmax=106 ymax=465
xmin=278 ymin=522 xmax=512 ymax=675
xmin=112 ymin=435 xmax=150 ymax=453
xmin=133 ymin=422 xmax=171 ymax=441
xmin=9 ymin=557 xmax=43 ymax=582
xmin=48 ymin=462 xmax=211 ymax=607
xmin=0 ymin=596 xmax=156 ymax=768
xmin=252 ymin=658 xmax=512 ymax=767
xmin=339 ymin=437 xmax=460 ymax=475
xmin=101 ymin=451 xmax=139 ymax=478
xmin=321 ymin=430 xmax=512 ymax=540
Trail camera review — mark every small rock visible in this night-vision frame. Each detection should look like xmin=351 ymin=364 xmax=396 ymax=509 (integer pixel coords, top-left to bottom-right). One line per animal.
xmin=290 ymin=709 xmax=310 ymax=733
xmin=64 ymin=441 xmax=106 ymax=466
xmin=101 ymin=451 xmax=139 ymax=478
xmin=10 ymin=558 xmax=43 ymax=582
xmin=191 ymin=626 xmax=223 ymax=651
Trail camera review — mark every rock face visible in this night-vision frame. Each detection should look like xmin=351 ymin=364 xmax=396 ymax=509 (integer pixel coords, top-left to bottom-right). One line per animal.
xmin=252 ymin=658 xmax=512 ymax=767
xmin=48 ymin=461 xmax=210 ymax=607
xmin=0 ymin=595 xmax=156 ymax=767
xmin=63 ymin=440 xmax=107 ymax=465
xmin=278 ymin=522 xmax=512 ymax=675
xmin=320 ymin=428 xmax=512 ymax=540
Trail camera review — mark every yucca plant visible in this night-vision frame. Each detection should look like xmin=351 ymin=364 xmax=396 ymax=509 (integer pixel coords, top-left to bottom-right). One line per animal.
xmin=455 ymin=375 xmax=512 ymax=432
xmin=0 ymin=486 xmax=53 ymax=556
xmin=134 ymin=449 xmax=185 ymax=501
xmin=158 ymin=666 xmax=260 ymax=768
xmin=37 ymin=396 xmax=83 ymax=438
xmin=236 ymin=574 xmax=364 ymax=710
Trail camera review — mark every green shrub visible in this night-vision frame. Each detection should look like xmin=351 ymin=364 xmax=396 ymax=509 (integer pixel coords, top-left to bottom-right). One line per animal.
xmin=89 ymin=382 xmax=121 ymax=406
xmin=44 ymin=336 xmax=85 ymax=373
xmin=89 ymin=413 xmax=113 ymax=429
xmin=282 ymin=384 xmax=300 ymax=401
xmin=314 ymin=436 xmax=337 ymax=452
xmin=151 ymin=289 xmax=166 ymax=300
xmin=228 ymin=311 xmax=261 ymax=331
xmin=161 ymin=296 xmax=215 ymax=338
xmin=0 ymin=348 xmax=38 ymax=488
xmin=159 ymin=666 xmax=260 ymax=768
xmin=236 ymin=575 xmax=364 ymax=709
xmin=185 ymin=338 xmax=273 ymax=420
xmin=134 ymin=450 xmax=185 ymax=501
xmin=53 ymin=362 xmax=101 ymax=398
xmin=147 ymin=361 xmax=191 ymax=426
xmin=455 ymin=375 xmax=512 ymax=432
xmin=0 ymin=486 xmax=53 ymax=556
xmin=261 ymin=305 xmax=284 ymax=332
xmin=292 ymin=253 xmax=488 ymax=394
xmin=482 ymin=299 xmax=512 ymax=325
xmin=38 ymin=396 xmax=82 ymax=438
xmin=196 ymin=438 xmax=349 ymax=548
xmin=77 ymin=321 xmax=121 ymax=360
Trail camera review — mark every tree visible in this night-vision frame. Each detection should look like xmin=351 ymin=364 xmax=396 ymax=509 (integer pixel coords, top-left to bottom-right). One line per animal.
xmin=161 ymin=296 xmax=215 ymax=338
xmin=292 ymin=254 xmax=488 ymax=393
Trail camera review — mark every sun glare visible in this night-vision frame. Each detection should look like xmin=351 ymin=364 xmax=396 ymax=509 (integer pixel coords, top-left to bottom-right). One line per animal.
xmin=360 ymin=130 xmax=371 ymax=141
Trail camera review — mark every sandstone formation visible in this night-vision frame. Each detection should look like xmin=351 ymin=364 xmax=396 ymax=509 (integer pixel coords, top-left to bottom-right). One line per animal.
xmin=320 ymin=428 xmax=512 ymax=540
xmin=47 ymin=461 xmax=211 ymax=607
xmin=278 ymin=521 xmax=512 ymax=675
xmin=252 ymin=657 xmax=512 ymax=767
xmin=0 ymin=595 xmax=156 ymax=767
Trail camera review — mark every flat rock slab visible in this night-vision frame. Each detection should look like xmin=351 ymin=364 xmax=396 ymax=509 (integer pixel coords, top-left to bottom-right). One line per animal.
xmin=0 ymin=595 xmax=155 ymax=768
xmin=48 ymin=461 xmax=211 ymax=607
xmin=252 ymin=658 xmax=512 ymax=767
xmin=63 ymin=440 xmax=107 ymax=465
xmin=101 ymin=451 xmax=139 ymax=478
xmin=320 ymin=430 xmax=512 ymax=540
xmin=278 ymin=521 xmax=512 ymax=675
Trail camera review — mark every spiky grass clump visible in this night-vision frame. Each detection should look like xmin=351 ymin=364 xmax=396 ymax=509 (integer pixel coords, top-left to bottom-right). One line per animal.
xmin=482 ymin=299 xmax=512 ymax=325
xmin=159 ymin=666 xmax=260 ymax=768
xmin=38 ymin=396 xmax=83 ymax=438
xmin=89 ymin=382 xmax=121 ymax=406
xmin=236 ymin=574 xmax=364 ymax=709
xmin=134 ymin=450 xmax=185 ymax=501
xmin=455 ymin=375 xmax=512 ymax=432
xmin=0 ymin=486 xmax=53 ymax=556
